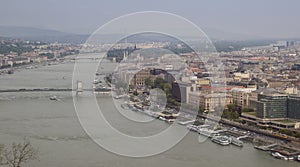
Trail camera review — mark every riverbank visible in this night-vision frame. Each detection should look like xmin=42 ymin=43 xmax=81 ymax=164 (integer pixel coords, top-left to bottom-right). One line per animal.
xmin=119 ymin=92 xmax=300 ymax=162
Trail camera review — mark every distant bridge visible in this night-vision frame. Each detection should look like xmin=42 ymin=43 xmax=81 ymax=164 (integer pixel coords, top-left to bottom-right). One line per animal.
xmin=0 ymin=81 xmax=112 ymax=95
xmin=0 ymin=88 xmax=92 ymax=93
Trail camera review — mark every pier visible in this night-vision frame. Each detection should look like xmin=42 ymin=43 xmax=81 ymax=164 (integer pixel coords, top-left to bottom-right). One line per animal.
xmin=178 ymin=120 xmax=196 ymax=125
xmin=237 ymin=134 xmax=250 ymax=140
xmin=254 ymin=143 xmax=277 ymax=151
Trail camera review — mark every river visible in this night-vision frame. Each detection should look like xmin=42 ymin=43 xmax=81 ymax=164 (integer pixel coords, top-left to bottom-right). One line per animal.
xmin=0 ymin=53 xmax=298 ymax=167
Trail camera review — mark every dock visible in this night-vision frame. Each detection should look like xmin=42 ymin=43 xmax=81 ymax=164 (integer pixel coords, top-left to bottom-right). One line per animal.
xmin=254 ymin=143 xmax=277 ymax=151
xmin=178 ymin=120 xmax=196 ymax=125
xmin=237 ymin=134 xmax=250 ymax=140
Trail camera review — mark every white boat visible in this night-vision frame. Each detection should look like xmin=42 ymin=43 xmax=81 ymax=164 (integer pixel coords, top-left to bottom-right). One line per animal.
xmin=230 ymin=137 xmax=244 ymax=147
xmin=49 ymin=96 xmax=58 ymax=101
xmin=137 ymin=109 xmax=144 ymax=113
xmin=271 ymin=152 xmax=294 ymax=161
xmin=271 ymin=152 xmax=288 ymax=160
xmin=93 ymin=80 xmax=102 ymax=84
xmin=178 ymin=120 xmax=196 ymax=125
xmin=211 ymin=136 xmax=231 ymax=146
xmin=167 ymin=119 xmax=175 ymax=123
xmin=198 ymin=128 xmax=218 ymax=137
xmin=114 ymin=95 xmax=122 ymax=99
xmin=199 ymin=124 xmax=210 ymax=128
xmin=25 ymin=66 xmax=34 ymax=69
xmin=131 ymin=107 xmax=138 ymax=112
xmin=114 ymin=94 xmax=127 ymax=99
xmin=187 ymin=124 xmax=199 ymax=132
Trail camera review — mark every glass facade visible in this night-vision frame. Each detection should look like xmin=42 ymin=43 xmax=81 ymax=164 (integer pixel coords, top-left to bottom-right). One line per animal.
xmin=287 ymin=95 xmax=300 ymax=119
xmin=257 ymin=94 xmax=287 ymax=119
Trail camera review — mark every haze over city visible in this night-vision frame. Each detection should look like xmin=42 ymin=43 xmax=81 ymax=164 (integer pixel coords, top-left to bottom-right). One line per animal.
xmin=1 ymin=0 xmax=300 ymax=39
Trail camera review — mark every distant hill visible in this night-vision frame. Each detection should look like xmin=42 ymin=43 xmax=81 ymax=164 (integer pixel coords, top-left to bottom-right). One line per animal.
xmin=0 ymin=26 xmax=71 ymax=37
xmin=0 ymin=26 xmax=88 ymax=43
xmin=0 ymin=26 xmax=292 ymax=45
xmin=202 ymin=27 xmax=265 ymax=41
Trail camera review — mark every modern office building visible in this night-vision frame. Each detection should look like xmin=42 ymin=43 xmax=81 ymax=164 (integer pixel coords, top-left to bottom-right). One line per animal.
xmin=256 ymin=93 xmax=288 ymax=119
xmin=287 ymin=94 xmax=300 ymax=119
xmin=249 ymin=88 xmax=278 ymax=112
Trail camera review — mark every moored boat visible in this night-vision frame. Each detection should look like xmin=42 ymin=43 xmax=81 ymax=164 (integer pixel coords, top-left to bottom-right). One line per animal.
xmin=211 ymin=135 xmax=231 ymax=146
xmin=198 ymin=128 xmax=218 ymax=138
xmin=271 ymin=152 xmax=288 ymax=160
xmin=230 ymin=137 xmax=244 ymax=147
xmin=49 ymin=96 xmax=58 ymax=101
xmin=187 ymin=124 xmax=199 ymax=132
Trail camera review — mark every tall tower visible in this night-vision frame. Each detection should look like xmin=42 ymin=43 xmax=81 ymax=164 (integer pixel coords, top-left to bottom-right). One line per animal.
xmin=123 ymin=50 xmax=128 ymax=61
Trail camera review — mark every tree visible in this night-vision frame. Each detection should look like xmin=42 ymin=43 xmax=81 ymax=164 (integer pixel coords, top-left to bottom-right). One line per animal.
xmin=38 ymin=53 xmax=54 ymax=59
xmin=242 ymin=108 xmax=254 ymax=113
xmin=1 ymin=139 xmax=38 ymax=167
xmin=221 ymin=104 xmax=240 ymax=120
xmin=227 ymin=104 xmax=235 ymax=112
xmin=197 ymin=106 xmax=205 ymax=117
xmin=154 ymin=77 xmax=166 ymax=90
xmin=133 ymin=90 xmax=139 ymax=96
xmin=144 ymin=77 xmax=154 ymax=88
xmin=198 ymin=106 xmax=204 ymax=114
xmin=163 ymin=83 xmax=172 ymax=95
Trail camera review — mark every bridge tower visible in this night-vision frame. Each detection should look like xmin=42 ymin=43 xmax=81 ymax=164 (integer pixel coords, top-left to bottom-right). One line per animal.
xmin=76 ymin=80 xmax=83 ymax=95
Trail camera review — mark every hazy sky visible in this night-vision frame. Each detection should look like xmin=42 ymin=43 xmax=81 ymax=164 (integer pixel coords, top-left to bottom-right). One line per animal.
xmin=1 ymin=0 xmax=300 ymax=38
